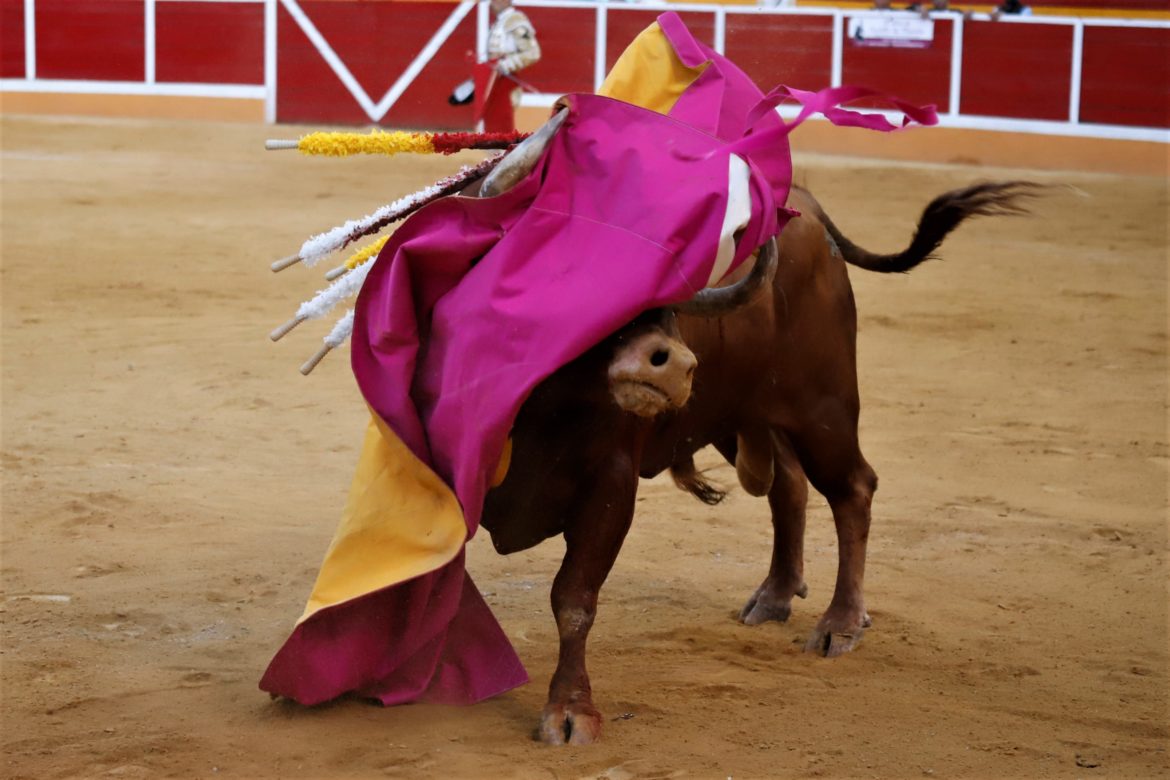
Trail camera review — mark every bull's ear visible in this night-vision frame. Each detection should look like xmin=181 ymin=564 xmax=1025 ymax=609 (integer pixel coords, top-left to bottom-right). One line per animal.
xmin=479 ymin=107 xmax=570 ymax=198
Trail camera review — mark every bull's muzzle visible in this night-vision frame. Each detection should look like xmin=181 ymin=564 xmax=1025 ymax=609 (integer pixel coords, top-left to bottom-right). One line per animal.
xmin=607 ymin=332 xmax=698 ymax=417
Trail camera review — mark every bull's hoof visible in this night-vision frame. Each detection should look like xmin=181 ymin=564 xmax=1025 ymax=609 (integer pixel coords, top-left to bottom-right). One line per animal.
xmin=539 ymin=702 xmax=602 ymax=746
xmin=738 ymin=579 xmax=808 ymax=626
xmin=803 ymin=611 xmax=872 ymax=658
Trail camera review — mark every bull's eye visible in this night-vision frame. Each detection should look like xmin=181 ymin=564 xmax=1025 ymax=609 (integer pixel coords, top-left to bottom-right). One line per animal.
xmin=650 ymin=350 xmax=669 ymax=367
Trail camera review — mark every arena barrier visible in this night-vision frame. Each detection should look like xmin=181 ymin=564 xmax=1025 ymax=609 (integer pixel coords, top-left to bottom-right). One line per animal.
xmin=1 ymin=0 xmax=1166 ymax=143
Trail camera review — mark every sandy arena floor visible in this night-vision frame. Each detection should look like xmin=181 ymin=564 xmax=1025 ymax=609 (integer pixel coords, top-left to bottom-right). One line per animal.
xmin=1 ymin=115 xmax=1166 ymax=779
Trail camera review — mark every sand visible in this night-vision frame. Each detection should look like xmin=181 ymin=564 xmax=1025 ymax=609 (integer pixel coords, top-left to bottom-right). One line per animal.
xmin=1 ymin=115 xmax=1166 ymax=779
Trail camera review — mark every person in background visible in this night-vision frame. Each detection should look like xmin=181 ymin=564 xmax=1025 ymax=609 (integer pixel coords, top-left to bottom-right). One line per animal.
xmin=488 ymin=0 xmax=540 ymax=77
xmin=907 ymin=0 xmax=956 ymax=17
xmin=482 ymin=0 xmax=541 ymax=130
xmin=991 ymin=0 xmax=1033 ymax=18
xmin=450 ymin=0 xmax=540 ymax=130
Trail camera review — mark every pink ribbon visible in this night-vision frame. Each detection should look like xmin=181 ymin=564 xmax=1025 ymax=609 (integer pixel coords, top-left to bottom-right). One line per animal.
xmin=727 ymin=83 xmax=939 ymax=160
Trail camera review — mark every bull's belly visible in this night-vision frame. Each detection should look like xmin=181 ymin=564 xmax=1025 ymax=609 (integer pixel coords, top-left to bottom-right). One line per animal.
xmin=480 ymin=426 xmax=586 ymax=555
xmin=639 ymin=421 xmax=720 ymax=478
xmin=480 ymin=490 xmax=567 ymax=555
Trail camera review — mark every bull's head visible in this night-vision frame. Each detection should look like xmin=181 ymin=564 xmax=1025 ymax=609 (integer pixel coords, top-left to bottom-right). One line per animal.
xmin=604 ymin=236 xmax=778 ymax=417
xmin=606 ymin=308 xmax=697 ymax=418
xmin=486 ymin=108 xmax=778 ymax=418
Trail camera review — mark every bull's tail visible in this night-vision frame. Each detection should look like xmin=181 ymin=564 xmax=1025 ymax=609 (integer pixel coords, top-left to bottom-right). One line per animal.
xmin=806 ymin=181 xmax=1042 ymax=274
xmin=670 ymin=455 xmax=727 ymax=505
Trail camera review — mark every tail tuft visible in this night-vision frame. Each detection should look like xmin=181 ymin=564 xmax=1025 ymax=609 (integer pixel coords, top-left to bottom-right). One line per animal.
xmin=809 ymin=180 xmax=1045 ymax=274
xmin=670 ymin=457 xmax=727 ymax=505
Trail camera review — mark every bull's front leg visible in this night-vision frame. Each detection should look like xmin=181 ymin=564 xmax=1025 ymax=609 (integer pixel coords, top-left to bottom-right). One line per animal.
xmin=539 ymin=453 xmax=639 ymax=746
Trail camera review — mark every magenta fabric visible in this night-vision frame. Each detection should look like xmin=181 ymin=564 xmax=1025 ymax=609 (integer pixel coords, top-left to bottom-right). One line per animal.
xmin=362 ymin=92 xmax=781 ymax=533
xmin=656 ymin=11 xmax=798 ymax=224
xmin=260 ymin=12 xmax=938 ymax=709
xmin=261 ymin=551 xmax=527 ymax=706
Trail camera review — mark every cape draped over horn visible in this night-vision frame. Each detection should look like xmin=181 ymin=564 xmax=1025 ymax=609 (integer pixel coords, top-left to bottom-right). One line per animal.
xmin=260 ymin=12 xmax=936 ymax=707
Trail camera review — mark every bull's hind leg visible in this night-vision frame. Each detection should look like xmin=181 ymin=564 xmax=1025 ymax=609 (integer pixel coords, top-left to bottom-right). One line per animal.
xmin=724 ymin=431 xmax=811 ymax=625
xmin=794 ymin=418 xmax=877 ymax=658
xmin=539 ymin=453 xmax=639 ymax=746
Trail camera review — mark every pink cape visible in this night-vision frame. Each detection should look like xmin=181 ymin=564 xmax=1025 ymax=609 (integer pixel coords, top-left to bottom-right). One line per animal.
xmin=260 ymin=12 xmax=937 ymax=708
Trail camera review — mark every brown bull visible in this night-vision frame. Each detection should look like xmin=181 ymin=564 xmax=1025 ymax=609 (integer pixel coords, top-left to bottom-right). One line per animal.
xmin=480 ymin=165 xmax=1035 ymax=743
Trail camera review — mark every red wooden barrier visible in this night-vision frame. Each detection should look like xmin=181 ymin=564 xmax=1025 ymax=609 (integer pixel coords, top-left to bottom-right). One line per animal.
xmin=36 ymin=0 xmax=145 ymax=81
xmin=278 ymin=1 xmax=376 ymax=125
xmin=1 ymin=0 xmax=24 ymax=78
xmin=521 ymin=5 xmax=594 ymax=96
xmin=1081 ymin=25 xmax=1170 ymax=127
xmin=725 ymin=14 xmax=835 ymax=94
xmin=3 ymin=0 xmax=1166 ymax=136
xmin=380 ymin=7 xmax=479 ymax=128
xmin=961 ymin=20 xmax=1072 ymax=120
xmin=156 ymin=2 xmax=265 ymax=85
xmin=276 ymin=0 xmax=478 ymax=128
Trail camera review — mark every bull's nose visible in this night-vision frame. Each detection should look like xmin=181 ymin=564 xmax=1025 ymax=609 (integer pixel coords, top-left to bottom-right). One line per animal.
xmin=608 ymin=331 xmax=698 ymax=415
xmin=648 ymin=337 xmax=697 ymax=375
xmin=640 ymin=337 xmax=696 ymax=377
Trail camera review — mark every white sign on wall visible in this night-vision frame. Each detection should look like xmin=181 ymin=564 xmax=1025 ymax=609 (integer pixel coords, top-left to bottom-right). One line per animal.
xmin=848 ymin=15 xmax=935 ymax=48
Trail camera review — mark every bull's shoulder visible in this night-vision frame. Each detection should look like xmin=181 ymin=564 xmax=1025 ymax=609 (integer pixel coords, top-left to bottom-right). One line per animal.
xmin=777 ymin=191 xmax=835 ymax=271
xmin=785 ymin=186 xmax=820 ymax=218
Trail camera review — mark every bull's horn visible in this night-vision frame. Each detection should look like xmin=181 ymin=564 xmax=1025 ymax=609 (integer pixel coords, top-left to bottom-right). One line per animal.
xmin=479 ymin=107 xmax=569 ymax=198
xmin=675 ymin=237 xmax=778 ymax=318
